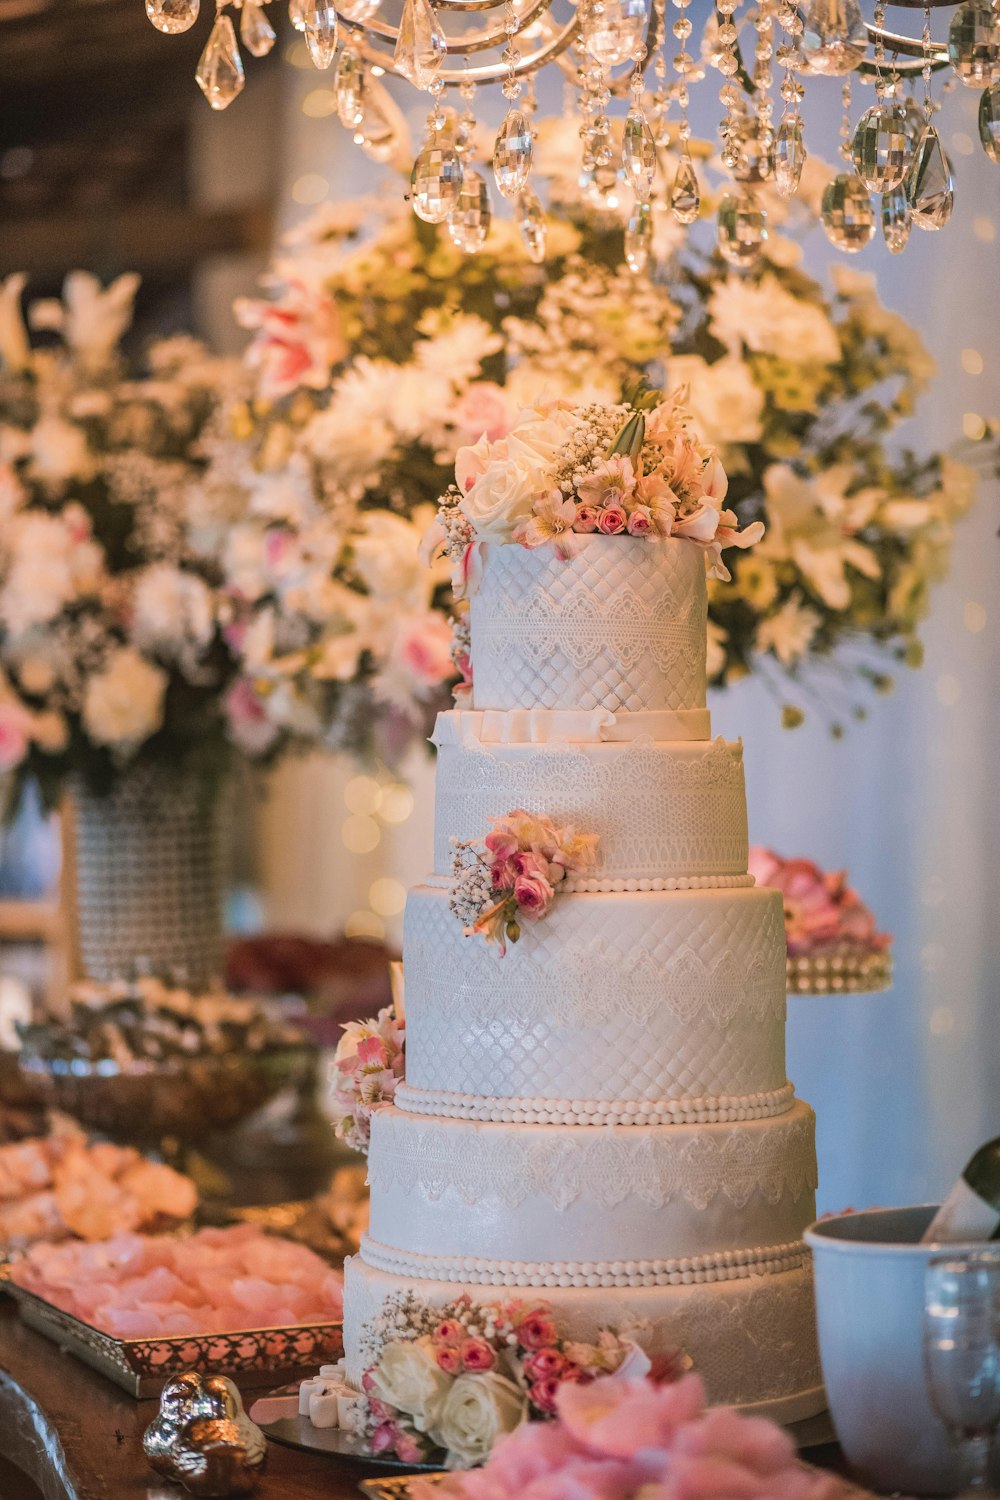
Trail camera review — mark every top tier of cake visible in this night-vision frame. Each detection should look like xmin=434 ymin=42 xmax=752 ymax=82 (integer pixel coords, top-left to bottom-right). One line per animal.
xmin=469 ymin=535 xmax=707 ymax=714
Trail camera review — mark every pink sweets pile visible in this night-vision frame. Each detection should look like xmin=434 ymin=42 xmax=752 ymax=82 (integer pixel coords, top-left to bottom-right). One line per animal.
xmin=11 ymin=1222 xmax=344 ymax=1339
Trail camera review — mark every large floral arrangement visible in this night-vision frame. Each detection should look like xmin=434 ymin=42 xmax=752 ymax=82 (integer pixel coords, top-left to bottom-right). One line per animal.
xmin=355 ymin=1289 xmax=653 ymax=1468
xmin=449 ymin=809 xmax=599 ymax=952
xmin=417 ymin=1369 xmax=875 ymax=1499
xmin=226 ymin=121 xmax=984 ymax=731
xmin=748 ymin=847 xmax=890 ymax=959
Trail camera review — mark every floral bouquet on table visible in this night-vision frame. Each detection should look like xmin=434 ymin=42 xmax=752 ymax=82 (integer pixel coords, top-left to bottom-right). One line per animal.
xmin=415 ymin=1368 xmax=878 ymax=1498
xmin=356 ymin=1289 xmax=665 ymax=1469
xmin=223 ymin=123 xmax=990 ymax=733
xmin=449 ymin=810 xmax=599 ymax=953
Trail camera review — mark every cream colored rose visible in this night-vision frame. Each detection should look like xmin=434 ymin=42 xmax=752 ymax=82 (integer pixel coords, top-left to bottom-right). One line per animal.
xmin=428 ymin=1371 xmax=527 ymax=1468
xmin=459 ymin=454 xmax=542 ymax=544
xmin=82 ymin=648 xmax=167 ymax=749
xmin=368 ymin=1338 xmax=451 ymax=1432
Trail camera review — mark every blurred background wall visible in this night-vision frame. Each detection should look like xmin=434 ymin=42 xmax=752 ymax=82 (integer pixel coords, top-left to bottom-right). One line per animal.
xmin=1 ymin=0 xmax=997 ymax=1212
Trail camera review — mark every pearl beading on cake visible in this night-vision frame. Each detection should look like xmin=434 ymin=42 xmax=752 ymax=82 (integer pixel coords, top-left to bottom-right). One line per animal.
xmin=424 ymin=873 xmax=756 ymax=893
xmin=359 ymin=1235 xmax=809 ymax=1289
xmin=394 ymin=1082 xmax=796 ymax=1127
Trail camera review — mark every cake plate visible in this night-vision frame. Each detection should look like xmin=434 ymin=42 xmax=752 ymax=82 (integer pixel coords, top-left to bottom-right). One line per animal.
xmin=249 ymin=1389 xmax=446 ymax=1472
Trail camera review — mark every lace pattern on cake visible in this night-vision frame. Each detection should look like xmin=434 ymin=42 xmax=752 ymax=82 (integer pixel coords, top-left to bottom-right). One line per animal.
xmin=433 ymin=739 xmax=748 ymax=879
xmin=359 ymin=1235 xmax=808 ymax=1288
xmin=470 ymin=538 xmax=707 ymax=713
xmin=393 ymin=1082 xmax=795 ymax=1126
xmin=368 ymin=1109 xmax=817 ymax=1213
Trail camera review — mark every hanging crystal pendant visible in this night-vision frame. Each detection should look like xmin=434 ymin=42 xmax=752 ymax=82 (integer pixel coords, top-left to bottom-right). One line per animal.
xmin=948 ymin=3 xmax=1000 ymax=88
xmin=906 ymin=124 xmax=954 ymax=229
xmin=729 ymin=116 xmax=774 ymax=183
xmin=145 ymin=0 xmax=199 ymax=34
xmin=335 ymin=48 xmax=365 ymax=127
xmin=774 ymin=116 xmax=806 ymax=197
xmin=299 ymin=1 xmax=338 ymax=68
xmin=516 ymin=189 xmax=547 ymax=263
xmin=240 ymin=1 xmax=276 ymax=58
xmin=394 ymin=0 xmax=447 ymax=89
xmin=799 ymin=0 xmax=869 ymax=76
xmin=448 ymin=170 xmax=491 ymax=253
xmin=851 ymin=102 xmax=909 ymax=191
xmin=355 ymin=79 xmax=404 ymax=163
xmin=980 ymin=82 xmax=1000 ymax=164
xmin=881 ymin=186 xmax=911 ymax=253
xmin=625 ymin=199 xmax=654 ymax=274
xmin=196 ymin=13 xmax=245 ymax=109
xmin=493 ymin=109 xmax=533 ymax=199
xmin=580 ymin=164 xmax=625 ymax=215
xmin=670 ymin=155 xmax=700 ymax=224
xmin=580 ymin=0 xmax=649 ymax=68
xmin=411 ymin=142 xmax=464 ymax=223
xmin=717 ymin=191 xmax=768 ymax=268
xmin=820 ymin=173 xmax=875 ymax=250
xmin=622 ymin=108 xmax=657 ymax=197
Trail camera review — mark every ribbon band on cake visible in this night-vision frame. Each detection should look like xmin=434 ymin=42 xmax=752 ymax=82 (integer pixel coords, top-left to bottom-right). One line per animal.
xmin=432 ymin=706 xmax=712 ymax=748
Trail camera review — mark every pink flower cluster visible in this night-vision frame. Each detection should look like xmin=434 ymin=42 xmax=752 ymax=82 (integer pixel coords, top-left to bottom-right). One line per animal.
xmin=329 ymin=1005 xmax=405 ymax=1154
xmin=748 ymin=848 xmax=891 ymax=958
xmin=234 ymin=280 xmax=346 ymax=400
xmin=452 ymin=810 xmax=599 ymax=952
xmin=420 ymin=1371 xmax=876 ymax=1500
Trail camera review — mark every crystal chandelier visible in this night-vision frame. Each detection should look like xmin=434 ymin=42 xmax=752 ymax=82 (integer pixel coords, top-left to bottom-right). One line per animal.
xmin=148 ymin=0 xmax=1000 ymax=265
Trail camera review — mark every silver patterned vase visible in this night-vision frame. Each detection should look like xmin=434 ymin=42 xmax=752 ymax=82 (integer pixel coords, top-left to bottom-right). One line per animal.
xmin=72 ymin=764 xmax=230 ymax=988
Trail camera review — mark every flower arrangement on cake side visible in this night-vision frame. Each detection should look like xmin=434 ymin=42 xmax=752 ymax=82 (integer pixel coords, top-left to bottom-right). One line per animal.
xmin=353 ymin=1289 xmax=661 ymax=1469
xmin=220 ymin=119 xmax=991 ymax=730
xmin=329 ymin=1004 xmax=405 ymax=1153
xmin=415 ymin=1367 xmax=876 ymax=1498
xmin=749 ymin=848 xmax=892 ymax=996
xmin=449 ymin=811 xmax=599 ymax=953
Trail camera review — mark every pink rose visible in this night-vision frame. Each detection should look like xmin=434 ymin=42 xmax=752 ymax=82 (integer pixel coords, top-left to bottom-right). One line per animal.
xmin=452 ymin=382 xmax=515 ymax=444
xmin=393 ymin=613 xmax=455 ymax=688
xmin=573 ymin=505 xmax=601 ymax=533
xmin=436 ymin=1318 xmax=464 ymax=1342
xmin=0 ymin=702 xmax=30 ymax=772
xmin=461 ymin=1338 xmax=498 ymax=1372
xmin=516 ymin=1312 xmax=558 ymax=1350
xmin=597 ymin=507 xmax=627 ymax=535
xmin=437 ymin=1345 xmax=463 ymax=1374
xmin=513 ymin=871 xmax=554 ymax=920
xmin=491 ymin=858 xmax=518 ymax=890
xmin=485 ymin=830 xmax=519 ymax=863
xmin=626 ymin=506 xmax=654 ymax=537
xmin=529 ymin=1377 xmax=562 ymax=1414
xmin=523 ymin=1349 xmax=566 ymax=1382
xmin=511 ymin=850 xmax=551 ymax=882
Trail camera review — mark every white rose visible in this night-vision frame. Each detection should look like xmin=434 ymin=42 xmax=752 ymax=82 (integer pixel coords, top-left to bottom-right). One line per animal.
xmin=428 ymin=1372 xmax=527 ymax=1468
xmin=352 ymin=511 xmax=430 ymax=610
xmin=367 ymin=1338 xmax=452 ymax=1432
xmin=460 ymin=454 xmax=542 ymax=544
xmin=82 ymin=648 xmax=167 ymax=749
xmin=133 ymin=565 xmax=214 ymax=658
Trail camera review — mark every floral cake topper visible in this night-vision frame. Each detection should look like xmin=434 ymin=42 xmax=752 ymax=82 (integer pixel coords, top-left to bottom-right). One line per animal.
xmin=449 ymin=810 xmax=599 ymax=953
xmin=424 ymin=387 xmax=764 ymax=600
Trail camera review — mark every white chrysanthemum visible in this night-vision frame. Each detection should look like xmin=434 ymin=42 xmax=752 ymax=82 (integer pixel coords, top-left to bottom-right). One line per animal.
xmin=707 ymin=274 xmax=841 ymax=366
xmin=414 ymin=313 xmax=503 ymax=386
xmin=667 ymin=355 xmax=765 ymax=447
xmin=82 ymin=648 xmax=167 ymax=749
xmin=756 ymin=596 xmax=822 ymax=666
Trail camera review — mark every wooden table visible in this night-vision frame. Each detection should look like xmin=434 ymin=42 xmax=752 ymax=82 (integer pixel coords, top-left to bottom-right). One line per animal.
xmin=0 ymin=1298 xmax=850 ymax=1500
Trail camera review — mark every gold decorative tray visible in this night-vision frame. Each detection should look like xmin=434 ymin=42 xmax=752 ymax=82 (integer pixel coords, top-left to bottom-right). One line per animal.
xmin=5 ymin=1281 xmax=342 ymax=1398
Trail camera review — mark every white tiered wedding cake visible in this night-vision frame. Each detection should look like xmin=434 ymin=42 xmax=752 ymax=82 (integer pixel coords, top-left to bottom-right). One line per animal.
xmin=344 ymin=399 xmax=823 ymax=1421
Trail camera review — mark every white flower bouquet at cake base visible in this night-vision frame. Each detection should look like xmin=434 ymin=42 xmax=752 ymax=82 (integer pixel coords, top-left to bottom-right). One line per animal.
xmin=354 ymin=1289 xmax=668 ymax=1469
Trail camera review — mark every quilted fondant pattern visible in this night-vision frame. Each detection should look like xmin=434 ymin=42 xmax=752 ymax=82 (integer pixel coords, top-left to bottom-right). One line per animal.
xmin=403 ymin=886 xmax=788 ymax=1102
xmin=432 ymin=738 xmax=748 ymax=880
xmin=471 ymin=536 xmax=707 ymax=712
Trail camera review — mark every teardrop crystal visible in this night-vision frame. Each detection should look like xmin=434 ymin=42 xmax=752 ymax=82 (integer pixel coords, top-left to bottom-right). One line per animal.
xmin=448 ymin=170 xmax=491 ymax=254
xmin=622 ymin=108 xmax=657 ymax=197
xmin=196 ymin=14 xmax=245 ymax=110
xmin=298 ymin=1 xmax=338 ymax=68
xmin=355 ymin=79 xmax=404 ymax=164
xmin=906 ymin=124 xmax=954 ymax=229
xmin=881 ymin=186 xmax=912 ymax=254
xmin=394 ymin=0 xmax=447 ymax=89
xmin=729 ymin=117 xmax=774 ymax=183
xmin=145 ymin=0 xmax=198 ymax=34
xmin=493 ymin=109 xmax=532 ymax=199
xmin=774 ymin=116 xmax=806 ymax=197
xmin=335 ymin=48 xmax=366 ymax=127
xmin=948 ymin=2 xmax=1000 ymax=88
xmin=980 ymin=82 xmax=1000 ymax=164
xmin=851 ymin=102 xmax=909 ymax=191
xmin=670 ymin=155 xmax=700 ymax=224
xmin=625 ymin=199 xmax=654 ymax=274
xmin=580 ymin=0 xmax=649 ymax=67
xmin=516 ymin=189 xmax=547 ymax=263
xmin=411 ymin=143 xmax=463 ymax=223
xmin=800 ymin=0 xmax=869 ymax=76
xmin=820 ymin=172 xmax=875 ymax=251
xmin=240 ymin=1 xmax=276 ymax=58
xmin=717 ymin=191 xmax=768 ymax=268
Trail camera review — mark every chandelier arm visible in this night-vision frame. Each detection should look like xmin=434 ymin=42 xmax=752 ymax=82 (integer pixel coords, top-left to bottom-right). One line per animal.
xmin=338 ymin=0 xmax=561 ymax=56
xmin=339 ymin=10 xmax=582 ymax=80
xmin=864 ymin=21 xmax=949 ymax=62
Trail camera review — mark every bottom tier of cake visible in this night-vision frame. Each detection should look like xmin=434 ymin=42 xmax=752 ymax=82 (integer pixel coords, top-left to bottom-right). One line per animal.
xmin=343 ymin=1253 xmax=825 ymax=1422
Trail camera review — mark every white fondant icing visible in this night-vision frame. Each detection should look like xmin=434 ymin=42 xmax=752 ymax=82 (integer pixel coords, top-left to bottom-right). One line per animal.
xmin=432 ymin=706 xmax=712 ymax=747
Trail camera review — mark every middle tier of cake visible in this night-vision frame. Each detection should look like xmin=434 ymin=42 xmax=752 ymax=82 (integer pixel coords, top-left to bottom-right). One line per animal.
xmin=399 ymin=883 xmax=789 ymax=1124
